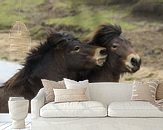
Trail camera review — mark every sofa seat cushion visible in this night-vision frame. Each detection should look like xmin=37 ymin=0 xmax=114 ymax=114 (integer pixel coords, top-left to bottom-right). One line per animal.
xmin=108 ymin=101 xmax=163 ymax=117
xmin=40 ymin=101 xmax=107 ymax=117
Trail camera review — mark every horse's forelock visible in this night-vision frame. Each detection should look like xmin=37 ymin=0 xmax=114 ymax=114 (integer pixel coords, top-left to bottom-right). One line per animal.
xmin=92 ymin=24 xmax=122 ymax=46
xmin=47 ymin=31 xmax=80 ymax=46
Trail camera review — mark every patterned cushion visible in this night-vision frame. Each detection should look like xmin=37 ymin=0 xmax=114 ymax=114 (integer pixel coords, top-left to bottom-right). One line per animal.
xmin=64 ymin=78 xmax=90 ymax=99
xmin=53 ymin=88 xmax=88 ymax=103
xmin=156 ymin=81 xmax=163 ymax=100
xmin=41 ymin=79 xmax=66 ymax=103
xmin=131 ymin=80 xmax=159 ymax=102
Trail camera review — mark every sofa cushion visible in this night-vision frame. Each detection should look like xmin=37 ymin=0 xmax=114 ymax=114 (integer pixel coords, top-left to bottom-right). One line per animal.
xmin=64 ymin=78 xmax=90 ymax=99
xmin=40 ymin=101 xmax=107 ymax=117
xmin=131 ymin=80 xmax=159 ymax=102
xmin=156 ymin=81 xmax=163 ymax=100
xmin=53 ymin=88 xmax=88 ymax=103
xmin=108 ymin=101 xmax=163 ymax=117
xmin=41 ymin=79 xmax=66 ymax=103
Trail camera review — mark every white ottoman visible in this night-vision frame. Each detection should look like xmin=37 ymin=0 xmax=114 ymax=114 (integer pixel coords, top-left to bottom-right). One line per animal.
xmin=8 ymin=97 xmax=29 ymax=129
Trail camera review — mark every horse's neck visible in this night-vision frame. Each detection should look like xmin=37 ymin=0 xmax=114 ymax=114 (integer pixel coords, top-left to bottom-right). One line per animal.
xmin=31 ymin=51 xmax=78 ymax=81
xmin=88 ymin=64 xmax=120 ymax=82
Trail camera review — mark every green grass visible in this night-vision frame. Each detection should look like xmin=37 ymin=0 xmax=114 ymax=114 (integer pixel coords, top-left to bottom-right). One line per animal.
xmin=0 ymin=0 xmax=45 ymax=28
xmin=124 ymin=76 xmax=135 ymax=81
xmin=0 ymin=0 xmax=162 ymax=39
xmin=45 ymin=5 xmax=137 ymax=31
xmin=139 ymin=0 xmax=163 ymax=2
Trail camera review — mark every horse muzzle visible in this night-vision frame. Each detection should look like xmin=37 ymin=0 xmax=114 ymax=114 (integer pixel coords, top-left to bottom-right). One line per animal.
xmin=93 ymin=48 xmax=107 ymax=66
xmin=125 ymin=54 xmax=141 ymax=73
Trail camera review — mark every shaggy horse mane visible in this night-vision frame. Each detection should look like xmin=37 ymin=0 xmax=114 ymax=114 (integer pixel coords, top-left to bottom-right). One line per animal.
xmin=3 ymin=31 xmax=79 ymax=89
xmin=24 ymin=31 xmax=78 ymax=69
xmin=91 ymin=24 xmax=122 ymax=46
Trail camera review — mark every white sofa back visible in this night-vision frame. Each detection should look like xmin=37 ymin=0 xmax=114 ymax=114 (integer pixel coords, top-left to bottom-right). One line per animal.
xmin=89 ymin=82 xmax=132 ymax=105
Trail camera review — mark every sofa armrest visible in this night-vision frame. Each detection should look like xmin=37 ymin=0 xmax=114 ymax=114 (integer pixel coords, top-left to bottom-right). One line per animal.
xmin=31 ymin=88 xmax=45 ymax=119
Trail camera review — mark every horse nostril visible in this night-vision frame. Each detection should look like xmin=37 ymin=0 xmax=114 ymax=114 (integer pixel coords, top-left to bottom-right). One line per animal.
xmin=131 ymin=58 xmax=139 ymax=67
xmin=100 ymin=49 xmax=107 ymax=56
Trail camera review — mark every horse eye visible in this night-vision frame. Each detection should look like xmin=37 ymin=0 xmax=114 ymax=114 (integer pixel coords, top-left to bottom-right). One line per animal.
xmin=74 ymin=46 xmax=80 ymax=51
xmin=112 ymin=45 xmax=118 ymax=49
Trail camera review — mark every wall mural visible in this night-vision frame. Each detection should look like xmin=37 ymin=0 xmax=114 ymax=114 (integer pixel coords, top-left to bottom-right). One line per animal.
xmin=0 ymin=0 xmax=162 ymax=113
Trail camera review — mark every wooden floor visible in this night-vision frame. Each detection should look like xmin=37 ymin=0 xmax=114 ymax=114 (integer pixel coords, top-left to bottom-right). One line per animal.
xmin=0 ymin=113 xmax=31 ymax=130
xmin=0 ymin=122 xmax=31 ymax=130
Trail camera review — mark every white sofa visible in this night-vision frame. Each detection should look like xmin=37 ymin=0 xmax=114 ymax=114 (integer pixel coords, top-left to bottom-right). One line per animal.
xmin=31 ymin=82 xmax=163 ymax=130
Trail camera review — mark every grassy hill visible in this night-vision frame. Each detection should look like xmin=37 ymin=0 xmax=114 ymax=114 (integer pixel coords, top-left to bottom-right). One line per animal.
xmin=0 ymin=0 xmax=162 ymax=39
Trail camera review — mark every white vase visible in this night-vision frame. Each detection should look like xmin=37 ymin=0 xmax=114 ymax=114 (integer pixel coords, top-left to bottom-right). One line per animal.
xmin=8 ymin=97 xmax=29 ymax=129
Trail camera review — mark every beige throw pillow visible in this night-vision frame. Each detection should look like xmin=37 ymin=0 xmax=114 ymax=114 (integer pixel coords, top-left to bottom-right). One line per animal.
xmin=41 ymin=79 xmax=66 ymax=103
xmin=131 ymin=80 xmax=159 ymax=102
xmin=156 ymin=81 xmax=163 ymax=100
xmin=53 ymin=88 xmax=88 ymax=103
xmin=64 ymin=78 xmax=90 ymax=99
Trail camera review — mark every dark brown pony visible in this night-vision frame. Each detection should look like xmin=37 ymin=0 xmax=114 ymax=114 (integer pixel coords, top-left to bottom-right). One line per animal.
xmin=80 ymin=24 xmax=141 ymax=82
xmin=0 ymin=32 xmax=107 ymax=113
